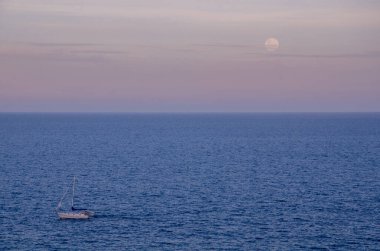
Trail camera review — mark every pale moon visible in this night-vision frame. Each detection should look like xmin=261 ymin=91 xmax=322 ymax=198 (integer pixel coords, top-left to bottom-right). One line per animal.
xmin=265 ymin=37 xmax=280 ymax=51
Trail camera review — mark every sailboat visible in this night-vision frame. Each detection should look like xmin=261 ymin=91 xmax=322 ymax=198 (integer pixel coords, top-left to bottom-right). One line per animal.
xmin=56 ymin=176 xmax=95 ymax=219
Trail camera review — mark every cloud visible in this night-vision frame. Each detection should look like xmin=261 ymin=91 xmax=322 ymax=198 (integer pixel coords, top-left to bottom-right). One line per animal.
xmin=0 ymin=42 xmax=128 ymax=62
xmin=243 ymin=51 xmax=380 ymax=59
xmin=191 ymin=43 xmax=258 ymax=49
xmin=266 ymin=52 xmax=380 ymax=59
xmin=28 ymin=42 xmax=97 ymax=47
xmin=189 ymin=43 xmax=380 ymax=60
xmin=4 ymin=1 xmax=380 ymax=28
xmin=71 ymin=49 xmax=127 ymax=55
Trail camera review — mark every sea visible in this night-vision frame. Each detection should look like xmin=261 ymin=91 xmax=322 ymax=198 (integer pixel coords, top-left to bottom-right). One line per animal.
xmin=0 ymin=113 xmax=379 ymax=250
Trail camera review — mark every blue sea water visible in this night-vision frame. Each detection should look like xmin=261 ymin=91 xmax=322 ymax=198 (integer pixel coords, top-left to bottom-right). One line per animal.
xmin=0 ymin=113 xmax=379 ymax=250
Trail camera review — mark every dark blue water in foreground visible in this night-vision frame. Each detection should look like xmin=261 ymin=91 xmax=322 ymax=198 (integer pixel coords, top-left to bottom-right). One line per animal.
xmin=0 ymin=113 xmax=379 ymax=250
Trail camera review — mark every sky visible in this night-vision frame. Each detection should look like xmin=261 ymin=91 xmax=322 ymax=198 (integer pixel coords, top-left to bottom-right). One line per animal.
xmin=0 ymin=0 xmax=379 ymax=112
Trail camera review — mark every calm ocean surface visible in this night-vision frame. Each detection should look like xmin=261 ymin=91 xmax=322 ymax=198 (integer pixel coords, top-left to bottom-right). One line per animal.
xmin=0 ymin=113 xmax=379 ymax=250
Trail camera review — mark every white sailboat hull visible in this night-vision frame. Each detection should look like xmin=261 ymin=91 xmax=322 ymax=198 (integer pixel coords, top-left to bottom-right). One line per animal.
xmin=58 ymin=211 xmax=93 ymax=219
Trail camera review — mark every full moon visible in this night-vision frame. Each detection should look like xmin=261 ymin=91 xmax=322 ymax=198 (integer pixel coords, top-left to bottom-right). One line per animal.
xmin=265 ymin=37 xmax=280 ymax=51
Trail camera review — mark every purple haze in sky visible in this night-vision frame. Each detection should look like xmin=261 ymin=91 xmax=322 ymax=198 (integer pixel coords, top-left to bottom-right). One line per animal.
xmin=0 ymin=0 xmax=379 ymax=112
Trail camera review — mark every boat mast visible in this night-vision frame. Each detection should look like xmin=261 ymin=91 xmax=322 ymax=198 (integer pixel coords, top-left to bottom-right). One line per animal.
xmin=72 ymin=176 xmax=76 ymax=208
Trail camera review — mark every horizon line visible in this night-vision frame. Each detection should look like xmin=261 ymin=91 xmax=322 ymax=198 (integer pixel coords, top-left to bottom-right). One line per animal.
xmin=1 ymin=111 xmax=379 ymax=114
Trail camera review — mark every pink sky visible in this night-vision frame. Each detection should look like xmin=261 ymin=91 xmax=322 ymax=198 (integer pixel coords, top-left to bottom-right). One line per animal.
xmin=0 ymin=0 xmax=379 ymax=112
